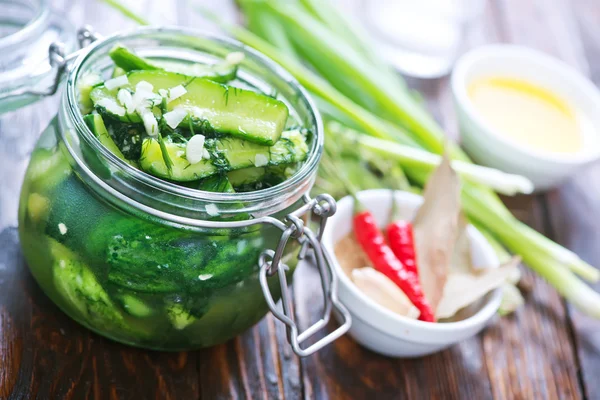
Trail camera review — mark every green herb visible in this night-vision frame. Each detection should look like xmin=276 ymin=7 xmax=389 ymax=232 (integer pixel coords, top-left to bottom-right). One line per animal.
xmin=157 ymin=132 xmax=173 ymax=173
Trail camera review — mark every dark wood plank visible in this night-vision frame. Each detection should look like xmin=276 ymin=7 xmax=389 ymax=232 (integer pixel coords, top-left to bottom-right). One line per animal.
xmin=0 ymin=228 xmax=203 ymax=400
xmin=197 ymin=315 xmax=302 ymax=400
xmin=2 ymin=0 xmax=599 ymax=399
xmin=494 ymin=0 xmax=600 ymax=399
xmin=545 ymin=180 xmax=600 ymax=400
xmin=427 ymin=2 xmax=581 ymax=397
xmin=293 ymin=260 xmax=493 ymax=400
xmin=548 ymin=4 xmax=600 ymax=396
xmin=481 ymin=197 xmax=582 ymax=400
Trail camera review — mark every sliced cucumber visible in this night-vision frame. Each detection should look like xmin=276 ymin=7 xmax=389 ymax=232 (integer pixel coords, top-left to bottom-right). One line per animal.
xmin=27 ymin=148 xmax=71 ymax=192
xmin=139 ymin=130 xmax=308 ymax=182
xmin=111 ymin=66 xmax=127 ymax=78
xmin=166 ymin=302 xmax=196 ymax=330
xmin=90 ymin=70 xmax=289 ymax=145
xmin=77 ymin=73 xmax=102 ymax=113
xmin=118 ymin=294 xmax=154 ymax=318
xmin=27 ymin=193 xmax=50 ymax=223
xmin=154 ymin=60 xmax=238 ymax=83
xmin=227 ymin=167 xmax=268 ymax=187
xmin=208 ymin=129 xmax=308 ymax=171
xmin=139 ymin=139 xmax=217 ymax=181
xmin=227 ymin=164 xmax=298 ymax=189
xmin=197 ymin=174 xmax=236 ymax=193
xmin=84 ymin=114 xmax=128 ymax=161
xmin=109 ymin=44 xmax=238 ymax=83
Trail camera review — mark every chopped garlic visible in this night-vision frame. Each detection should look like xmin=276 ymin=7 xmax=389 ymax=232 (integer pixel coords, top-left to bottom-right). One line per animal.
xmin=189 ymin=106 xmax=205 ymax=119
xmin=117 ymin=89 xmax=134 ymax=113
xmin=254 ymin=153 xmax=268 ymax=167
xmin=205 ymin=203 xmax=219 ymax=216
xmin=96 ymin=98 xmax=125 ymax=116
xmin=158 ymin=89 xmax=168 ymax=98
xmin=163 ymin=108 xmax=188 ymax=129
xmin=226 ymin=51 xmax=245 ymax=65
xmin=186 ymin=134 xmax=206 ymax=164
xmin=104 ymin=75 xmax=129 ymax=90
xmin=198 ymin=274 xmax=213 ymax=281
xmin=58 ymin=223 xmax=68 ymax=235
xmin=202 ymin=148 xmax=211 ymax=160
xmin=136 ymin=81 xmax=153 ymax=92
xmin=167 ymin=85 xmax=187 ymax=102
xmin=352 ymin=268 xmax=420 ymax=319
xmin=141 ymin=111 xmax=159 ymax=137
xmin=133 ymin=89 xmax=161 ymax=112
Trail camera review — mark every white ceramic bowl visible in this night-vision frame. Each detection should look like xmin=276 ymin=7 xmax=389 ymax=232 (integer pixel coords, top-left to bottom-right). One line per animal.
xmin=323 ymin=189 xmax=501 ymax=358
xmin=451 ymin=44 xmax=600 ymax=191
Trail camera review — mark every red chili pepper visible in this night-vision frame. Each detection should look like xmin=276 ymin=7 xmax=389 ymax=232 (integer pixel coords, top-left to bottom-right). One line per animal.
xmin=353 ymin=208 xmax=435 ymax=322
xmin=386 ymin=220 xmax=419 ymax=277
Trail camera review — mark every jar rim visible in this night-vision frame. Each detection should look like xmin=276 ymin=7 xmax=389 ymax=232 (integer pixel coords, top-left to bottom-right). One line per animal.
xmin=0 ymin=0 xmax=50 ymax=50
xmin=62 ymin=26 xmax=323 ymax=222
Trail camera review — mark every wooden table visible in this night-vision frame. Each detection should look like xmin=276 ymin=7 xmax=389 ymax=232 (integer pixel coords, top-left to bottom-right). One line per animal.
xmin=2 ymin=0 xmax=600 ymax=399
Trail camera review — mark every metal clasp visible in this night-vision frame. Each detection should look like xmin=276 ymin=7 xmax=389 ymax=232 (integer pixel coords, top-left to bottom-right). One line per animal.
xmin=36 ymin=26 xmax=102 ymax=97
xmin=258 ymin=194 xmax=352 ymax=357
xmin=0 ymin=26 xmax=101 ymax=105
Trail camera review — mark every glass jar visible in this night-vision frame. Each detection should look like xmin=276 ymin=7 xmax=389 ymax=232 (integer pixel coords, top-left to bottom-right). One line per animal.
xmin=0 ymin=0 xmax=75 ymax=111
xmin=0 ymin=0 xmax=76 ymax=229
xmin=14 ymin=26 xmax=350 ymax=354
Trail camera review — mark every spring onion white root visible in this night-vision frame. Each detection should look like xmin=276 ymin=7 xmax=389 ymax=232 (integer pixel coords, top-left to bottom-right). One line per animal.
xmin=331 ymin=123 xmax=534 ymax=196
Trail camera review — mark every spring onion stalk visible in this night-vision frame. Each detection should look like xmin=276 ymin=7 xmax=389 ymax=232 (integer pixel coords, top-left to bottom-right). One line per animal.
xmin=264 ymin=0 xmax=453 ymax=155
xmin=461 ymin=190 xmax=600 ymax=282
xmin=515 ymin=222 xmax=599 ymax=281
xmin=237 ymin=0 xmax=298 ymax=59
xmin=297 ymin=0 xmax=410 ymax=97
xmin=468 ymin=222 xmax=524 ymax=316
xmin=298 ymin=0 xmax=381 ymax=62
xmin=470 ymin=221 xmax=512 ymax=264
xmin=406 ymin=167 xmax=600 ymax=286
xmin=263 ymin=2 xmax=403 ymax=113
xmin=458 ymin=177 xmax=599 ymax=281
xmin=328 ymin=123 xmax=534 ymax=196
xmin=228 ymin=2 xmax=600 ymax=287
xmin=213 ymin=18 xmax=421 ymax=146
xmin=326 ymin=127 xmax=411 ymax=191
xmin=100 ymin=0 xmax=149 ymax=25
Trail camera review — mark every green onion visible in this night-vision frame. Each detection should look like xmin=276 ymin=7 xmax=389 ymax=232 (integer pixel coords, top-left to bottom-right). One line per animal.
xmin=237 ymin=0 xmax=298 ymax=59
xmin=102 ymin=0 xmax=600 ymax=317
xmin=100 ymin=0 xmax=149 ymax=25
xmin=263 ymin=0 xmax=449 ymax=153
xmin=328 ymin=122 xmax=534 ymax=196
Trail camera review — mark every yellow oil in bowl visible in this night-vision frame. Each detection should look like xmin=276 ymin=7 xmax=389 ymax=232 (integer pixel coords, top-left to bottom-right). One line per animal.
xmin=468 ymin=77 xmax=583 ymax=154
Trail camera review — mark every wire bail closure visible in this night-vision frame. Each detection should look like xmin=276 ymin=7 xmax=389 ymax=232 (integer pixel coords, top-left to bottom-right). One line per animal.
xmin=258 ymin=194 xmax=352 ymax=357
xmin=0 ymin=26 xmax=101 ymax=103
xmin=40 ymin=26 xmax=102 ymax=97
xmin=2 ymin=24 xmax=352 ymax=355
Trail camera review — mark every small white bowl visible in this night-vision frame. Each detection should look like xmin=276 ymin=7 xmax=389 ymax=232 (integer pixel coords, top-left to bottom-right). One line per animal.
xmin=323 ymin=189 xmax=501 ymax=358
xmin=451 ymin=44 xmax=600 ymax=191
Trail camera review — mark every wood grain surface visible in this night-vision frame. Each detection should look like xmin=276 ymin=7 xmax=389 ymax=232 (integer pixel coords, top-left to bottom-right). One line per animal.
xmin=1 ymin=0 xmax=600 ymax=399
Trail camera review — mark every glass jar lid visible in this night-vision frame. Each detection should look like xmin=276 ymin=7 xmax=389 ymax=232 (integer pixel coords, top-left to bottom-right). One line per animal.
xmin=0 ymin=0 xmax=76 ymax=112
